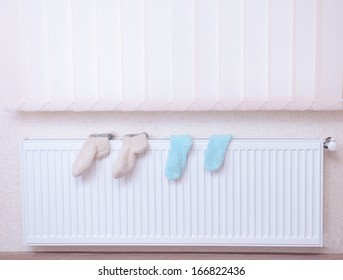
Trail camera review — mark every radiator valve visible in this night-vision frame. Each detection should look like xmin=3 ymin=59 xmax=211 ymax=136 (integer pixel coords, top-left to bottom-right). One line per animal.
xmin=323 ymin=137 xmax=337 ymax=151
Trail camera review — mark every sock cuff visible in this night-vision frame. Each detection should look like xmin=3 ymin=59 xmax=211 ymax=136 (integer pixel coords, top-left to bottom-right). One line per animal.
xmin=208 ymin=134 xmax=232 ymax=144
xmin=170 ymin=135 xmax=192 ymax=148
xmin=90 ymin=136 xmax=111 ymax=158
xmin=122 ymin=133 xmax=149 ymax=153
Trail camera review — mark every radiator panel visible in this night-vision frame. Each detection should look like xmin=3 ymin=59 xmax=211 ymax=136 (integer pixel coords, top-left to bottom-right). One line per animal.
xmin=21 ymin=139 xmax=323 ymax=246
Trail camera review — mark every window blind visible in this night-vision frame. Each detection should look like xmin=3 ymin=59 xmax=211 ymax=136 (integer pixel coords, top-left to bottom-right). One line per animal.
xmin=0 ymin=0 xmax=342 ymax=111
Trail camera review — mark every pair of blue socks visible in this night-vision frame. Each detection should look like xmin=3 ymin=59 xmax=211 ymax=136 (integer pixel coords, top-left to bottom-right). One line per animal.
xmin=165 ymin=135 xmax=232 ymax=180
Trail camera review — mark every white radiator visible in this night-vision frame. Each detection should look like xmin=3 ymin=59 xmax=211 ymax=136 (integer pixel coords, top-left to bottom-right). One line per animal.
xmin=21 ymin=139 xmax=323 ymax=247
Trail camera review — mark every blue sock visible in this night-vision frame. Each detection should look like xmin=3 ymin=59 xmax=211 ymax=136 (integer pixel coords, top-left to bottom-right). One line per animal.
xmin=204 ymin=135 xmax=232 ymax=172
xmin=165 ymin=135 xmax=192 ymax=180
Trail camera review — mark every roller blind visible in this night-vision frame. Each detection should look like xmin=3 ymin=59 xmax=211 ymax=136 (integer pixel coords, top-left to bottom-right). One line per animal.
xmin=0 ymin=0 xmax=342 ymax=111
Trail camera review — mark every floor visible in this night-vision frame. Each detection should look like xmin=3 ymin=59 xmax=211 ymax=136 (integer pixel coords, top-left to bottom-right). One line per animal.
xmin=0 ymin=252 xmax=342 ymax=260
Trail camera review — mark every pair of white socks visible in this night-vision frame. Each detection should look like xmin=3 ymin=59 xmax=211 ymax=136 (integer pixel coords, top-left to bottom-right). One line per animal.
xmin=72 ymin=133 xmax=149 ymax=179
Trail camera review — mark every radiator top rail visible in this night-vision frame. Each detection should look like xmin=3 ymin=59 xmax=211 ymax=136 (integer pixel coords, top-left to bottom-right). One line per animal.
xmin=23 ymin=137 xmax=337 ymax=151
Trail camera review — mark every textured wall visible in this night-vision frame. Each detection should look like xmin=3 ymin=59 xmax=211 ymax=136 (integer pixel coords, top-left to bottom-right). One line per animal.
xmin=1 ymin=108 xmax=342 ymax=253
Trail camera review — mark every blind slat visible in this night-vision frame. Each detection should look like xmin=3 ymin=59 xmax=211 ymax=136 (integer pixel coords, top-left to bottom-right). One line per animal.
xmin=1 ymin=0 xmax=342 ymax=111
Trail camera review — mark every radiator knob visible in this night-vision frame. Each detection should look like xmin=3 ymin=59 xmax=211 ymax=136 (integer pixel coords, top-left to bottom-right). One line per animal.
xmin=324 ymin=137 xmax=337 ymax=151
xmin=328 ymin=139 xmax=337 ymax=151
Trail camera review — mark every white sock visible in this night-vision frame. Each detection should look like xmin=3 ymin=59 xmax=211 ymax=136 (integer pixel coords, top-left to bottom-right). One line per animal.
xmin=113 ymin=133 xmax=149 ymax=178
xmin=72 ymin=136 xmax=111 ymax=177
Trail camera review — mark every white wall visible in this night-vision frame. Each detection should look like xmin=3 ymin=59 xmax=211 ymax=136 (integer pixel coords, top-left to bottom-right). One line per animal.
xmin=1 ymin=108 xmax=343 ymax=253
